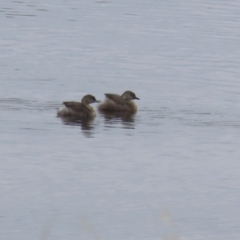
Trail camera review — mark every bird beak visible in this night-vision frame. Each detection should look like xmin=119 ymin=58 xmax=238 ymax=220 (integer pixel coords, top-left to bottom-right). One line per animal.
xmin=135 ymin=97 xmax=140 ymax=100
xmin=95 ymin=100 xmax=101 ymax=103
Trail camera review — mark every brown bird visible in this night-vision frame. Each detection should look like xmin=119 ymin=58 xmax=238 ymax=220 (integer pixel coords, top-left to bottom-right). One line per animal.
xmin=98 ymin=91 xmax=139 ymax=113
xmin=57 ymin=94 xmax=100 ymax=118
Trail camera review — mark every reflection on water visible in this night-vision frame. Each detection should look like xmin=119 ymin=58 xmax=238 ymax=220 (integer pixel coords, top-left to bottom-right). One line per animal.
xmin=58 ymin=115 xmax=96 ymax=138
xmin=58 ymin=111 xmax=137 ymax=137
xmin=100 ymin=111 xmax=136 ymax=130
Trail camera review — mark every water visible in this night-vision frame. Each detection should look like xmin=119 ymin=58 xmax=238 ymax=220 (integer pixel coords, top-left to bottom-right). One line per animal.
xmin=1 ymin=1 xmax=240 ymax=239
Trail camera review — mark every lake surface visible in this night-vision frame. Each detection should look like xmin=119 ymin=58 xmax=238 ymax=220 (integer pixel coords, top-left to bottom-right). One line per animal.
xmin=1 ymin=1 xmax=240 ymax=239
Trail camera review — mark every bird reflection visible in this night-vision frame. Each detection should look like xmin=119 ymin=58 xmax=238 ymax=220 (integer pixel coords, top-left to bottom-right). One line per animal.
xmin=58 ymin=115 xmax=95 ymax=138
xmin=58 ymin=111 xmax=137 ymax=136
xmin=100 ymin=111 xmax=136 ymax=129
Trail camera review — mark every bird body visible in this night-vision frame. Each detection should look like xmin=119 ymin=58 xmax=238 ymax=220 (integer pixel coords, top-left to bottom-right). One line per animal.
xmin=57 ymin=94 xmax=100 ymax=118
xmin=98 ymin=91 xmax=139 ymax=113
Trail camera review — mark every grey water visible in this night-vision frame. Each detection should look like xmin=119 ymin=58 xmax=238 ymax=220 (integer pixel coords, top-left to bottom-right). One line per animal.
xmin=1 ymin=1 xmax=240 ymax=239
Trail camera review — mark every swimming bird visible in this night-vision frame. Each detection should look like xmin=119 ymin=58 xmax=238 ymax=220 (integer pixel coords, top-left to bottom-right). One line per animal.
xmin=98 ymin=90 xmax=139 ymax=113
xmin=57 ymin=94 xmax=100 ymax=118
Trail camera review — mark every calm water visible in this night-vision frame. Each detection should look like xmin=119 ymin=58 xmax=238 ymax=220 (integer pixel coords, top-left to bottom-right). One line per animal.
xmin=1 ymin=1 xmax=240 ymax=239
